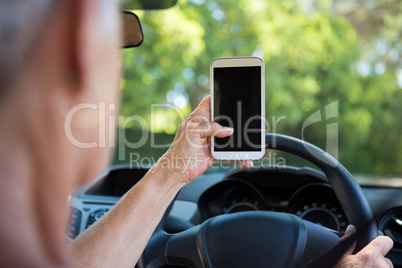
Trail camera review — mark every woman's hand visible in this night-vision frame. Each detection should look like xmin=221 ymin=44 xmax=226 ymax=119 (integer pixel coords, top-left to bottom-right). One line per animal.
xmin=159 ymin=96 xmax=253 ymax=184
xmin=334 ymin=225 xmax=394 ymax=268
xmin=308 ymin=225 xmax=394 ymax=268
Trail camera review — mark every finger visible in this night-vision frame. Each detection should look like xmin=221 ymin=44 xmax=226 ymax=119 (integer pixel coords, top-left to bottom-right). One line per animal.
xmin=195 ymin=121 xmax=233 ymax=138
xmin=197 ymin=95 xmax=210 ymax=111
xmin=208 ymin=157 xmax=217 ymax=166
xmin=239 ymin=160 xmax=253 ymax=168
xmin=337 ymin=225 xmax=358 ymax=256
xmin=188 ymin=96 xmax=211 ymax=121
xmin=345 ymin=225 xmax=356 ymax=235
xmin=214 ymin=127 xmax=234 ymax=138
xmin=217 ymin=160 xmax=254 ymax=168
xmin=307 ymin=225 xmax=358 ymax=267
xmin=384 ymin=257 xmax=393 ymax=267
xmin=338 ymin=225 xmax=356 ymax=244
xmin=359 ymin=236 xmax=394 ymax=257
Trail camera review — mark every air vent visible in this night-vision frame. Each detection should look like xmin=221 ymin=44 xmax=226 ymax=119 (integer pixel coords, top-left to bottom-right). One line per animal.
xmin=67 ymin=207 xmax=82 ymax=239
xmin=86 ymin=208 xmax=109 ymax=229
xmin=379 ymin=208 xmax=402 ymax=251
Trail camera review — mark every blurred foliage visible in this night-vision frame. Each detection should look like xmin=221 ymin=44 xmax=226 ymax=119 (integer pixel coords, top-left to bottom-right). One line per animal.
xmin=115 ymin=0 xmax=402 ymax=176
xmin=123 ymin=0 xmax=178 ymax=10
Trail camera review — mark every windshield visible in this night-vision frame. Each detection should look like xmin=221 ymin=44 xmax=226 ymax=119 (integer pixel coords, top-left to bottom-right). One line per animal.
xmin=114 ymin=0 xmax=401 ymax=179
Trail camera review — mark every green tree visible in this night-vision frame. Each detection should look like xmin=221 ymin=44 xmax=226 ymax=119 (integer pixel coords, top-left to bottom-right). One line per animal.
xmin=116 ymin=0 xmax=402 ymax=176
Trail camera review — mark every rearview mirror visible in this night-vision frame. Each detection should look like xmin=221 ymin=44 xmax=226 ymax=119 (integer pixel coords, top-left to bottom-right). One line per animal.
xmin=122 ymin=11 xmax=143 ymax=49
xmin=124 ymin=0 xmax=178 ymax=10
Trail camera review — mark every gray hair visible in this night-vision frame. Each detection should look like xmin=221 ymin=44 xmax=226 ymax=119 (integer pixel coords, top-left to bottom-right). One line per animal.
xmin=0 ymin=0 xmax=56 ymax=96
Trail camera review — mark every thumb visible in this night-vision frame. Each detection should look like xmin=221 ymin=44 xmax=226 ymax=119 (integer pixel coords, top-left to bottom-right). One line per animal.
xmin=338 ymin=225 xmax=358 ymax=255
xmin=307 ymin=225 xmax=357 ymax=268
xmin=188 ymin=95 xmax=211 ymax=121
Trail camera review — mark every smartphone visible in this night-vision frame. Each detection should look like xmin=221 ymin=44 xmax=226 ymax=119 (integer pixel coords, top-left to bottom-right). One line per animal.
xmin=210 ymin=57 xmax=265 ymax=160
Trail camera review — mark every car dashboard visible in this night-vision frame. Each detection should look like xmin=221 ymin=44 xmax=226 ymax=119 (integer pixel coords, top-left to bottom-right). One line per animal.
xmin=66 ymin=165 xmax=402 ymax=267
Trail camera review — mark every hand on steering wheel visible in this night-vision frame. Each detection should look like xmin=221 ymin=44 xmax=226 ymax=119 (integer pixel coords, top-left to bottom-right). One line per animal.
xmin=142 ymin=133 xmax=384 ymax=268
xmin=309 ymin=225 xmax=394 ymax=268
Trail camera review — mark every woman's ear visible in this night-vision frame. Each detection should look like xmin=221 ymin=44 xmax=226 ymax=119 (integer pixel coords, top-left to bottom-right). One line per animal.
xmin=68 ymin=0 xmax=97 ymax=95
xmin=67 ymin=0 xmax=121 ymax=103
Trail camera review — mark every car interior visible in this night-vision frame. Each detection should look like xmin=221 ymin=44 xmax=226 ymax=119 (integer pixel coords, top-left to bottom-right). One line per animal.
xmin=67 ymin=137 xmax=402 ymax=267
xmin=66 ymin=0 xmax=402 ymax=267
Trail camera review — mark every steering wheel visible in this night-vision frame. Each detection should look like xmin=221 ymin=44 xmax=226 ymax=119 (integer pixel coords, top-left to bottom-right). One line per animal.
xmin=139 ymin=133 xmax=378 ymax=268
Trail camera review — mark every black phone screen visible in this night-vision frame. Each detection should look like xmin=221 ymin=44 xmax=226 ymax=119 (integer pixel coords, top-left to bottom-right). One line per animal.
xmin=213 ymin=66 xmax=262 ymax=152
